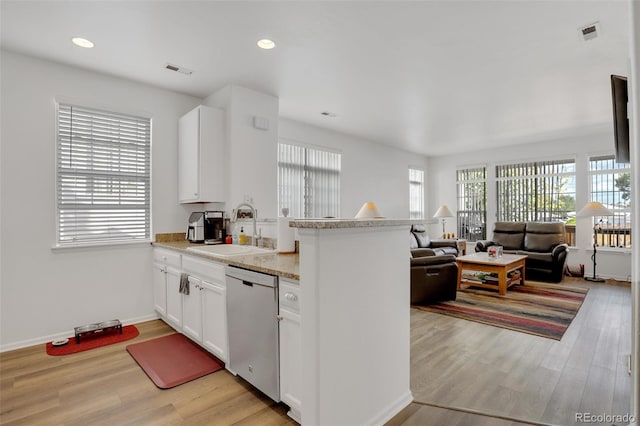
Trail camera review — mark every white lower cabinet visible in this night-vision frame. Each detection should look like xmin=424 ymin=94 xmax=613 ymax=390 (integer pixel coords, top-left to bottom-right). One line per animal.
xmin=153 ymin=248 xmax=182 ymax=328
xmin=153 ymin=247 xmax=301 ymax=409
xmin=181 ymin=254 xmax=228 ymax=362
xmin=152 ymin=262 xmax=167 ymax=317
xmin=165 ymin=267 xmax=183 ymax=329
xmin=279 ymin=278 xmax=302 ymax=422
xmin=182 ymin=276 xmax=203 ymax=341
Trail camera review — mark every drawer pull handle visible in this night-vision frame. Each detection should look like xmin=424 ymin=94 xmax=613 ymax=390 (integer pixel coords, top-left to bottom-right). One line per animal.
xmin=284 ymin=292 xmax=298 ymax=302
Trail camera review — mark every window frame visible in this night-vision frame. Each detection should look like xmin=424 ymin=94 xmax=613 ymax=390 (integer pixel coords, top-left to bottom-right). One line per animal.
xmin=409 ymin=167 xmax=425 ymax=219
xmin=456 ymin=165 xmax=487 ymax=242
xmin=54 ymin=102 xmax=152 ymax=248
xmin=495 ymin=158 xmax=576 ymax=223
xmin=277 ymin=140 xmax=341 ymax=219
xmin=587 ymin=154 xmax=631 ymax=250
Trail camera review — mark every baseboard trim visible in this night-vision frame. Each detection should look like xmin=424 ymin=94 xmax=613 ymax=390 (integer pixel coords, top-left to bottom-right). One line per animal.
xmin=368 ymin=390 xmax=413 ymax=426
xmin=0 ymin=313 xmax=159 ymax=353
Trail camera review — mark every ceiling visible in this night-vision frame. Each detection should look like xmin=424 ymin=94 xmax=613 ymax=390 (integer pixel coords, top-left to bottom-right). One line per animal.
xmin=0 ymin=1 xmax=630 ymax=156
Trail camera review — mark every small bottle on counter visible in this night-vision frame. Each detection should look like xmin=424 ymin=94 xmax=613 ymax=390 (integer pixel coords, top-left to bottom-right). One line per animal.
xmin=225 ymin=234 xmax=232 ymax=244
xmin=238 ymin=227 xmax=246 ymax=245
xmin=232 ymin=230 xmax=238 ymax=245
xmin=257 ymin=228 xmax=263 ymax=248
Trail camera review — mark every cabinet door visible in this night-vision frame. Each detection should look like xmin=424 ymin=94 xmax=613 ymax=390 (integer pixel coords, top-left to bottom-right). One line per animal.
xmin=152 ymin=262 xmax=167 ymax=317
xmin=178 ymin=107 xmax=199 ymax=202
xmin=201 ymin=281 xmax=228 ymax=362
xmin=165 ymin=267 xmax=183 ymax=330
xmin=279 ymin=308 xmax=302 ymax=416
xmin=182 ymin=276 xmax=203 ymax=342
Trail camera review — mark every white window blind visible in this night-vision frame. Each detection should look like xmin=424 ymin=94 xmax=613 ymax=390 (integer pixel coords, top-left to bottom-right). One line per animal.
xmin=56 ymin=104 xmax=151 ymax=245
xmin=496 ymin=159 xmax=575 ymax=222
xmin=278 ymin=142 xmax=341 ymax=218
xmin=409 ymin=168 xmax=424 ymax=219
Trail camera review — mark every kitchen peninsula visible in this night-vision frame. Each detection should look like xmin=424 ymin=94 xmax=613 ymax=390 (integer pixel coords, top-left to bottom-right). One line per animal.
xmin=153 ymin=218 xmax=414 ymax=425
xmin=291 ymin=218 xmax=414 ymax=426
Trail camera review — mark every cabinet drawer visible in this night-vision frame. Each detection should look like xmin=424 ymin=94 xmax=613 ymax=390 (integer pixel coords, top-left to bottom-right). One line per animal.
xmin=279 ymin=279 xmax=300 ymax=313
xmin=182 ymin=255 xmax=225 ymax=283
xmin=153 ymin=248 xmax=181 ymax=268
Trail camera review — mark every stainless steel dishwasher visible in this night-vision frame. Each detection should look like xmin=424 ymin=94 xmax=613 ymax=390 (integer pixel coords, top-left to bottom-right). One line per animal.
xmin=225 ymin=265 xmax=280 ymax=402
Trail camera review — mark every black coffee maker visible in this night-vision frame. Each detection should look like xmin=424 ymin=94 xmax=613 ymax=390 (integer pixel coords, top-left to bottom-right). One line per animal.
xmin=204 ymin=211 xmax=226 ymax=244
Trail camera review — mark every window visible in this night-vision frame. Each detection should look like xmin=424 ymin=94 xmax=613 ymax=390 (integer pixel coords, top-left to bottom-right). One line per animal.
xmin=277 ymin=142 xmax=341 ymax=218
xmin=56 ymin=104 xmax=151 ymax=246
xmin=588 ymin=155 xmax=631 ymax=248
xmin=496 ymin=159 xmax=575 ymax=223
xmin=456 ymin=166 xmax=486 ymax=241
xmin=409 ymin=168 xmax=424 ymax=219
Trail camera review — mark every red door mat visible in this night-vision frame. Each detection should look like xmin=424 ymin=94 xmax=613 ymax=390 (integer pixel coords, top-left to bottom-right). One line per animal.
xmin=126 ymin=333 xmax=224 ymax=389
xmin=46 ymin=325 xmax=139 ymax=356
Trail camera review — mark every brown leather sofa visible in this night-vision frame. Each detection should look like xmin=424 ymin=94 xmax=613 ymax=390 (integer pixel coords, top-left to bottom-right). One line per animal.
xmin=475 ymin=222 xmax=569 ymax=283
xmin=410 ymin=224 xmax=459 ymax=257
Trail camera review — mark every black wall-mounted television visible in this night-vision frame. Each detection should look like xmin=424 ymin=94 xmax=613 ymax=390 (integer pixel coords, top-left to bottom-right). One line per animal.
xmin=611 ymin=74 xmax=630 ymax=163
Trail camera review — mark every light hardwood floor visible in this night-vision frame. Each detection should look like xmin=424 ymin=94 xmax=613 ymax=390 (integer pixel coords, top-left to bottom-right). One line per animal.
xmin=0 ymin=279 xmax=632 ymax=425
xmin=408 ymin=278 xmax=632 ymax=426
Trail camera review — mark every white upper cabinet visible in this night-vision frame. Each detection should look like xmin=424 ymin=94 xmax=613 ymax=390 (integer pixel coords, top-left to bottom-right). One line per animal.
xmin=178 ymin=105 xmax=224 ymax=203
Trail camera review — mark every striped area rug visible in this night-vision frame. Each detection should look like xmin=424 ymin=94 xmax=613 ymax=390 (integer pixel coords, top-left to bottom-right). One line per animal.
xmin=412 ymin=281 xmax=588 ymax=340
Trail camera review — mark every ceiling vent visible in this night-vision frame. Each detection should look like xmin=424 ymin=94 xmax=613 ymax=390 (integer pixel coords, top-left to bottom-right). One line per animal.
xmin=164 ymin=63 xmax=193 ymax=75
xmin=579 ymin=22 xmax=600 ymax=41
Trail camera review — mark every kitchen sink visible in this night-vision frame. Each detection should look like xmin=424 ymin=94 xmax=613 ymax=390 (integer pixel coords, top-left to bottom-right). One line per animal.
xmin=186 ymin=244 xmax=275 ymax=257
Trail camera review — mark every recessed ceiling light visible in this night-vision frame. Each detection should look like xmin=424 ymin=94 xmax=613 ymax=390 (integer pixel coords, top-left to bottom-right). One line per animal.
xmin=71 ymin=37 xmax=94 ymax=48
xmin=257 ymin=39 xmax=276 ymax=50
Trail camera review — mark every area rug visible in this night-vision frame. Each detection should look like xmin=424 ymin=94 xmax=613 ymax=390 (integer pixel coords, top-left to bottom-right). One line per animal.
xmin=126 ymin=333 xmax=224 ymax=389
xmin=46 ymin=324 xmax=139 ymax=356
xmin=412 ymin=281 xmax=588 ymax=340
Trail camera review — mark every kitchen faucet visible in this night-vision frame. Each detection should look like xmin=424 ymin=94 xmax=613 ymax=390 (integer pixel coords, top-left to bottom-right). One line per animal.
xmin=234 ymin=202 xmax=258 ymax=246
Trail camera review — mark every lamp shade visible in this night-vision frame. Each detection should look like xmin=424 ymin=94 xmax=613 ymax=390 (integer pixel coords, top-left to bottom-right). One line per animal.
xmin=576 ymin=202 xmax=614 ymax=217
xmin=433 ymin=205 xmax=454 ymax=218
xmin=355 ymin=202 xmax=384 ymax=219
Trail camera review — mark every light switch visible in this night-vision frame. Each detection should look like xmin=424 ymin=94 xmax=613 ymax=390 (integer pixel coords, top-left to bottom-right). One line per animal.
xmin=253 ymin=116 xmax=270 ymax=131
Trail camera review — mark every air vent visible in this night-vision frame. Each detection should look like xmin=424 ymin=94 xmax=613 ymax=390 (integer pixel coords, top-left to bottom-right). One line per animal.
xmin=164 ymin=63 xmax=193 ymax=75
xmin=321 ymin=111 xmax=337 ymax=118
xmin=579 ymin=22 xmax=600 ymax=41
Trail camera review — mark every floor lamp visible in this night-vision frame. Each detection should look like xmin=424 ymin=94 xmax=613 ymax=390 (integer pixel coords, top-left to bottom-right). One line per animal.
xmin=576 ymin=201 xmax=613 ymax=282
xmin=433 ymin=205 xmax=454 ymax=238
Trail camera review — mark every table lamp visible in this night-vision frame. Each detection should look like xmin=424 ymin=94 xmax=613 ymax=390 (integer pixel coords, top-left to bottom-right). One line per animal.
xmin=355 ymin=202 xmax=384 ymax=219
xmin=433 ymin=205 xmax=454 ymax=237
xmin=576 ymin=201 xmax=613 ymax=282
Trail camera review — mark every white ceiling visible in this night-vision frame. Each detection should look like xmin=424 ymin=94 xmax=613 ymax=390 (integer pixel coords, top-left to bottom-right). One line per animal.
xmin=0 ymin=1 xmax=630 ymax=156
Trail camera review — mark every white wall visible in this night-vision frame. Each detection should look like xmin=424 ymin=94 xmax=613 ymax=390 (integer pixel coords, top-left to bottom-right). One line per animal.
xmin=202 ymin=85 xmax=279 ymax=240
xmin=628 ymin=1 xmax=640 ymax=421
xmin=427 ymin=130 xmax=632 ymax=281
xmin=0 ymin=50 xmax=202 ymax=350
xmin=203 ymin=85 xmax=279 ymax=216
xmin=279 ymin=118 xmax=429 ymax=220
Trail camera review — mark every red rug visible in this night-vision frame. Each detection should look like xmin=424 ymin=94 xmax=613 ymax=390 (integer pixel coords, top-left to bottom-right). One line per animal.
xmin=126 ymin=333 xmax=224 ymax=389
xmin=413 ymin=281 xmax=588 ymax=340
xmin=46 ymin=325 xmax=139 ymax=356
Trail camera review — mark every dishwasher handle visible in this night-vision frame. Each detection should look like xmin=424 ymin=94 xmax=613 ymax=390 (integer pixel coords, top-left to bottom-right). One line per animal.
xmin=242 ymin=280 xmax=253 ymax=287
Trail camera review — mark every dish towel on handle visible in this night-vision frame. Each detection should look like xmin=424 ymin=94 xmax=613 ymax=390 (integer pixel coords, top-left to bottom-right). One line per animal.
xmin=179 ymin=273 xmax=190 ymax=295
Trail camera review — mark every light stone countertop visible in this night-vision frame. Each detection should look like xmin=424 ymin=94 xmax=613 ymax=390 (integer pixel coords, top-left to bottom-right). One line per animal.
xmin=152 ymin=240 xmax=300 ymax=281
xmin=289 ymin=218 xmax=421 ymax=229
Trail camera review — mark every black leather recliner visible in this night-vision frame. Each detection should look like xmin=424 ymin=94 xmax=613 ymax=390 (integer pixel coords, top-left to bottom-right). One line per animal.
xmin=409 ymin=225 xmax=459 ymax=304
xmin=410 ymin=225 xmax=458 ymax=257
xmin=410 ymin=254 xmax=458 ymax=304
xmin=475 ymin=222 xmax=569 ymax=283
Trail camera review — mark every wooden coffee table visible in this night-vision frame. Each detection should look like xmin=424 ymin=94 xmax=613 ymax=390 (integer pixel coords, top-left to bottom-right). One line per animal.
xmin=456 ymin=252 xmax=527 ymax=295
